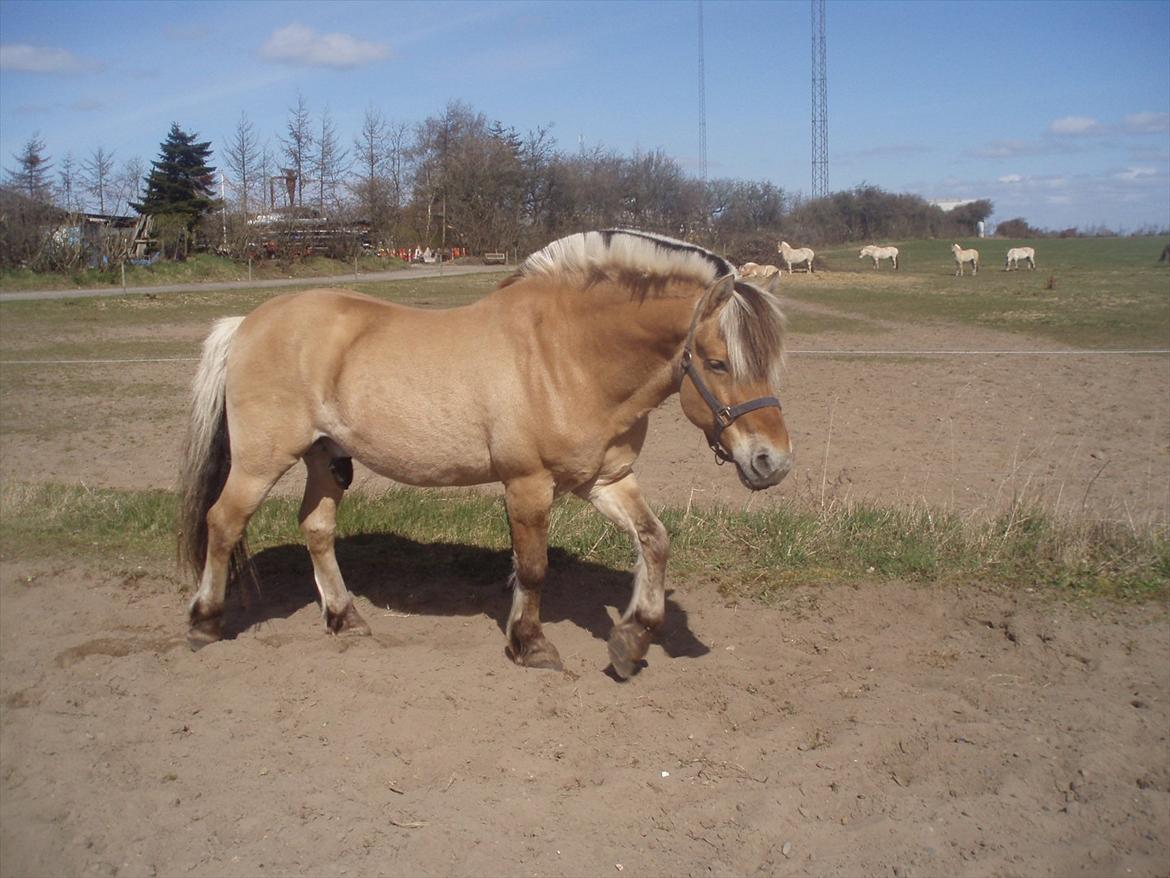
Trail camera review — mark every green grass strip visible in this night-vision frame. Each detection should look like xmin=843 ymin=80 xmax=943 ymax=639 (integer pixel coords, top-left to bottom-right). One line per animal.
xmin=2 ymin=482 xmax=1165 ymax=602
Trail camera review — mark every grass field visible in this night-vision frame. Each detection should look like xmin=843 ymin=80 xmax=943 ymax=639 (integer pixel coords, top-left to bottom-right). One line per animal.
xmin=799 ymin=235 xmax=1170 ymax=348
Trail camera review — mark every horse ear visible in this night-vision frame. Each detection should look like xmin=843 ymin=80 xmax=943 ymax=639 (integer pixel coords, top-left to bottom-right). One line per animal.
xmin=699 ymin=273 xmax=736 ymax=318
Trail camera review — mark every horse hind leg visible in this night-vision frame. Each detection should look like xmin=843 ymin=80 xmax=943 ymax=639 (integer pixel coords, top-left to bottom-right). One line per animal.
xmin=300 ymin=440 xmax=369 ymax=636
xmin=581 ymin=476 xmax=669 ymax=679
xmin=188 ymin=466 xmax=286 ymax=648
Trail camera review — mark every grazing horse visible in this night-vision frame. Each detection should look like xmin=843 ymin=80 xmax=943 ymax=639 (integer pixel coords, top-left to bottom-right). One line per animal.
xmin=951 ymin=243 xmax=979 ymax=276
xmin=179 ymin=230 xmax=792 ymax=679
xmin=1004 ymin=246 xmax=1036 ymax=271
xmin=859 ymin=244 xmax=899 ymax=270
xmin=778 ymin=241 xmax=815 ymax=273
xmin=740 ymin=262 xmax=780 ymax=279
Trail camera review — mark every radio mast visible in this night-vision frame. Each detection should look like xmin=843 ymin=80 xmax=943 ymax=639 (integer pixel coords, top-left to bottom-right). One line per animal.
xmin=811 ymin=0 xmax=828 ymax=198
xmin=697 ymin=0 xmax=708 ymax=182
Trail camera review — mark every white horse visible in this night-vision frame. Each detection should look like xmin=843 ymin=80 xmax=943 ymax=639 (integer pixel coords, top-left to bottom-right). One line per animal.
xmin=738 ymin=262 xmax=760 ymax=277
xmin=778 ymin=241 xmax=815 ymax=273
xmin=951 ymin=243 xmax=979 ymax=276
xmin=858 ymin=244 xmax=899 ymax=270
xmin=1004 ymin=246 xmax=1036 ymax=271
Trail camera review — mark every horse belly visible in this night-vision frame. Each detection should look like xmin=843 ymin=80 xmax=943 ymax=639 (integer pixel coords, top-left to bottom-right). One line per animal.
xmin=333 ymin=419 xmax=495 ymax=488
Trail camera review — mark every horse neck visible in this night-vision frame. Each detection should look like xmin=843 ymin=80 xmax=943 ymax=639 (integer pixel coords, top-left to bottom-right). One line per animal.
xmin=509 ymin=277 xmax=700 ymax=414
xmin=579 ymin=285 xmax=697 ymax=404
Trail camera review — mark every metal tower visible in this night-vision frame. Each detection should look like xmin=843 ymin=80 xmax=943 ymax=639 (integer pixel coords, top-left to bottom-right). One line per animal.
xmin=697 ymin=0 xmax=708 ymax=181
xmin=811 ymin=0 xmax=828 ymax=198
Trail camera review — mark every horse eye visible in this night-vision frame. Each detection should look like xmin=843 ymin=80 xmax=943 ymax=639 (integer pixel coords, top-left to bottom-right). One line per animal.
xmin=706 ymin=359 xmax=728 ymax=374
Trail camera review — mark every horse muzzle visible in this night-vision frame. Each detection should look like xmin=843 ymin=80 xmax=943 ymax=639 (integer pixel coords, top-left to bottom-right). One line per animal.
xmin=734 ymin=446 xmax=792 ymax=491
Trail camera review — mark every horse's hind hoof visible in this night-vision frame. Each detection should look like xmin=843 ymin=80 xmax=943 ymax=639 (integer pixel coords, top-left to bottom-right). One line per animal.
xmin=326 ymin=602 xmax=371 ymax=636
xmin=607 ymin=622 xmax=653 ymax=680
xmin=187 ymin=616 xmax=223 ymax=651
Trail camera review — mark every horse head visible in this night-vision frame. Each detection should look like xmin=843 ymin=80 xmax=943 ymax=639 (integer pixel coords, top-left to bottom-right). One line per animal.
xmin=678 ymin=273 xmax=791 ymax=490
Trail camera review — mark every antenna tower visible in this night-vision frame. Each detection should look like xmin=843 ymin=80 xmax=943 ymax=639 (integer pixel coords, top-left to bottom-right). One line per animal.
xmin=697 ymin=0 xmax=708 ymax=181
xmin=810 ymin=0 xmax=828 ymax=198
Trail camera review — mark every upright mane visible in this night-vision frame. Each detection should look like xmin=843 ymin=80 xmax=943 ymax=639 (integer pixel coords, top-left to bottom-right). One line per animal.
xmin=516 ymin=229 xmax=785 ymax=389
xmin=517 ymin=229 xmax=735 ymax=290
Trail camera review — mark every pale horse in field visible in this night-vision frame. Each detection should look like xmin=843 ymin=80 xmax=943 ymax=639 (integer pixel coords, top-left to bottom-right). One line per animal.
xmin=739 ymin=262 xmax=780 ymax=279
xmin=858 ymin=245 xmax=899 ymax=270
xmin=777 ymin=241 xmax=815 ymax=273
xmin=951 ymin=243 xmax=979 ymax=276
xmin=1004 ymin=246 xmax=1036 ymax=271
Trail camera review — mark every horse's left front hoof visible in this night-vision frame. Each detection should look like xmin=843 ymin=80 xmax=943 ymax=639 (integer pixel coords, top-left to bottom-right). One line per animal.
xmin=607 ymin=622 xmax=653 ymax=680
xmin=326 ymin=602 xmax=371 ymax=636
xmin=187 ymin=615 xmax=222 ymax=651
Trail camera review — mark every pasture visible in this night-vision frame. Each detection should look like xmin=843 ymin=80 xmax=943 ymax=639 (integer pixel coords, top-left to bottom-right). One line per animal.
xmin=1 ymin=240 xmax=1168 ymax=876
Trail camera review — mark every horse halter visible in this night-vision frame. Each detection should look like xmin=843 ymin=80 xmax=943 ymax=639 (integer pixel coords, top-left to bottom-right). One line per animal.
xmin=680 ymin=321 xmax=782 ymax=471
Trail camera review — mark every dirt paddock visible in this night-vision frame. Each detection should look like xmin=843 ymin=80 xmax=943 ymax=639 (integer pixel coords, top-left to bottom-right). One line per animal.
xmin=1 ymin=292 xmax=1168 ymax=876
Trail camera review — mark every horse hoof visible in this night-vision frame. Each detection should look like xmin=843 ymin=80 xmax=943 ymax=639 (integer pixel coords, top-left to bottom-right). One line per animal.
xmin=607 ymin=622 xmax=652 ymax=680
xmin=510 ymin=638 xmax=563 ymax=671
xmin=187 ymin=616 xmax=222 ymax=651
xmin=327 ymin=602 xmax=371 ymax=636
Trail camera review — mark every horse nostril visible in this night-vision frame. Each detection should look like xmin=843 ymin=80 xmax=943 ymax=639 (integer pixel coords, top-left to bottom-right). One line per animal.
xmin=752 ymin=450 xmax=791 ymax=481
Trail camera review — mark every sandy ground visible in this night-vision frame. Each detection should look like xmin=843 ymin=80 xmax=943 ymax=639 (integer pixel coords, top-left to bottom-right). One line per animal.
xmin=1 ymin=285 xmax=1168 ymax=876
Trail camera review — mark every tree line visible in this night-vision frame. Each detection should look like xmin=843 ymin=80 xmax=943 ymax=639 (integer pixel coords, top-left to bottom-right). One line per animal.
xmin=3 ymin=95 xmax=999 ymax=270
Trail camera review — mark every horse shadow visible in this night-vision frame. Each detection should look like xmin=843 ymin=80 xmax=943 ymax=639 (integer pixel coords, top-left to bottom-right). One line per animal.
xmin=220 ymin=532 xmax=710 ymax=663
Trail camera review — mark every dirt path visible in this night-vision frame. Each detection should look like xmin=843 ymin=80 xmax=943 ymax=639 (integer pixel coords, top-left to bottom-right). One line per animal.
xmin=0 ymin=263 xmax=511 ymax=302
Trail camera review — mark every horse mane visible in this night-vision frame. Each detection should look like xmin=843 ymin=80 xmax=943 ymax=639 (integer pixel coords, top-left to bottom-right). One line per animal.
xmin=509 ymin=229 xmax=784 ymax=388
xmin=513 ymin=229 xmax=736 ymax=292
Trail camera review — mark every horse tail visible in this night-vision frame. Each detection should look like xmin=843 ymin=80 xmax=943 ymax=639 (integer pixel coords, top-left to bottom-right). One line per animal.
xmin=177 ymin=316 xmax=246 ymax=585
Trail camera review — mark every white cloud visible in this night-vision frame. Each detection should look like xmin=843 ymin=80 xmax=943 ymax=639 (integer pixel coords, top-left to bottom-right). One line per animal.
xmin=1048 ymin=116 xmax=1101 ymax=135
xmin=1114 ymin=166 xmax=1157 ymax=181
xmin=0 ymin=43 xmax=96 ymax=74
xmin=260 ymin=23 xmax=388 ymax=69
xmin=1123 ymin=112 xmax=1170 ymax=134
xmin=998 ymin=174 xmax=1023 ymax=184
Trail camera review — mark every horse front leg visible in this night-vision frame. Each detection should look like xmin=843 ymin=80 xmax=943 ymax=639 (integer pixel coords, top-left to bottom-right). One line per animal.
xmin=582 ymin=475 xmax=669 ymax=679
xmin=504 ymin=475 xmax=561 ymax=670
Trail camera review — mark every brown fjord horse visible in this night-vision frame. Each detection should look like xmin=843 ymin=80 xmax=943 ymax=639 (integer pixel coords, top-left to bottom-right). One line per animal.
xmin=178 ymin=230 xmax=792 ymax=678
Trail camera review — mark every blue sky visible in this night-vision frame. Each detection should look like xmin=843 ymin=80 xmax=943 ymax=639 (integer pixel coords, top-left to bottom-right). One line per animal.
xmin=1 ymin=0 xmax=1168 ymax=231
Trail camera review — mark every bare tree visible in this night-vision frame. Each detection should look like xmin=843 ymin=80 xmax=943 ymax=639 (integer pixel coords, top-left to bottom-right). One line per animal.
xmin=115 ymin=156 xmax=146 ymax=216
xmin=313 ymin=105 xmax=349 ymax=216
xmin=57 ymin=151 xmax=82 ymax=213
xmin=83 ymin=146 xmax=116 ymax=214
xmin=352 ymin=106 xmax=388 ymax=233
xmin=279 ymin=92 xmax=313 ymax=209
xmin=223 ymin=111 xmax=260 ymax=217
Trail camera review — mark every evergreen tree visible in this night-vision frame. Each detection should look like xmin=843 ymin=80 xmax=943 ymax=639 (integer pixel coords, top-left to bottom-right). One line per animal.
xmin=132 ymin=123 xmax=217 ymax=255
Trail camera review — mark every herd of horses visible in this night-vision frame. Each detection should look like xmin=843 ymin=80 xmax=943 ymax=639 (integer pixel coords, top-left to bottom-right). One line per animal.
xmin=733 ymin=240 xmax=1041 ymax=278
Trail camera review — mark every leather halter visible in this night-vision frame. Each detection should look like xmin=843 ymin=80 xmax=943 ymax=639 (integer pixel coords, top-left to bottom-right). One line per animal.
xmin=681 ymin=288 xmax=782 ymax=465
